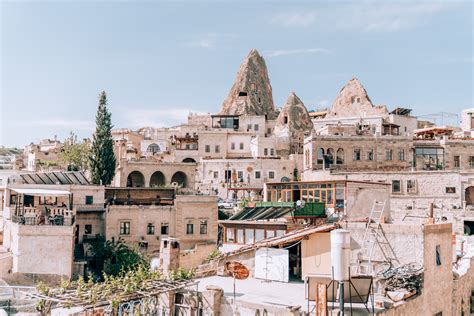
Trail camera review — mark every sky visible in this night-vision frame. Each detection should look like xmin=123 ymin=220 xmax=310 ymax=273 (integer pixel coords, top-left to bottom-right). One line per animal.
xmin=0 ymin=0 xmax=473 ymax=147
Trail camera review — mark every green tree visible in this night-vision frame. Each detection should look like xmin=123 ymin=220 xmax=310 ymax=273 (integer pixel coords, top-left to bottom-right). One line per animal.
xmin=59 ymin=132 xmax=91 ymax=171
xmin=89 ymin=91 xmax=116 ymax=185
xmin=89 ymin=237 xmax=148 ymax=279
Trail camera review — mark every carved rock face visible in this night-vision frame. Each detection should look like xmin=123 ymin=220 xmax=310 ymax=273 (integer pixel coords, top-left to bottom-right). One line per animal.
xmin=276 ymin=92 xmax=313 ymax=136
xmin=220 ymin=49 xmax=276 ymax=119
xmin=327 ymin=77 xmax=388 ymax=118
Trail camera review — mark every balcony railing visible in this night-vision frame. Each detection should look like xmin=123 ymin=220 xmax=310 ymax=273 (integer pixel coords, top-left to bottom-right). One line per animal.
xmin=12 ymin=214 xmax=74 ymax=226
xmin=254 ymin=201 xmax=326 ymax=217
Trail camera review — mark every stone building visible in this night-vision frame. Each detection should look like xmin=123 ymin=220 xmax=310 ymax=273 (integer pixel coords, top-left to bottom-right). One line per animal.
xmin=24 ymin=137 xmax=63 ymax=172
xmin=0 ymin=171 xmax=105 ymax=281
xmin=105 ymin=187 xmax=217 ymax=253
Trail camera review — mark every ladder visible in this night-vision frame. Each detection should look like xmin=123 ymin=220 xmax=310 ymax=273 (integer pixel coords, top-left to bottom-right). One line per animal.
xmin=356 ymin=200 xmax=398 ymax=275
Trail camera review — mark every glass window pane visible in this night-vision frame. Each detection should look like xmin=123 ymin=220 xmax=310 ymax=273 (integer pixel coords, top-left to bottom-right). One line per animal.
xmin=266 ymin=230 xmax=275 ymax=238
xmin=276 ymin=230 xmax=285 ymax=237
xmin=237 ymin=229 xmax=244 ymax=244
xmin=245 ymin=229 xmax=255 ymax=244
xmin=255 ymin=229 xmax=265 ymax=241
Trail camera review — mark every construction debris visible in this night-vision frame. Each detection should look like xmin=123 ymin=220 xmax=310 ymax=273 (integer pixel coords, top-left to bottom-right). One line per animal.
xmin=377 ymin=263 xmax=423 ymax=294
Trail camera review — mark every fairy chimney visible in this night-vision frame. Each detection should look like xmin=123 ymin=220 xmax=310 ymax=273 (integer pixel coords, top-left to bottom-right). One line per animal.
xmin=220 ymin=49 xmax=277 ymax=119
xmin=327 ymin=77 xmax=388 ymax=118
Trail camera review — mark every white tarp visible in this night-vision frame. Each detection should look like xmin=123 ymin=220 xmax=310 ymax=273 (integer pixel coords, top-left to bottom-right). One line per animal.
xmin=254 ymin=247 xmax=289 ymax=283
xmin=10 ymin=188 xmax=71 ymax=196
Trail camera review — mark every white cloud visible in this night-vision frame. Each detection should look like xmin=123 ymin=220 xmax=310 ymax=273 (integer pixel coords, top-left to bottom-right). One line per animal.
xmin=270 ymin=2 xmax=452 ymax=32
xmin=266 ymin=48 xmax=329 ymax=57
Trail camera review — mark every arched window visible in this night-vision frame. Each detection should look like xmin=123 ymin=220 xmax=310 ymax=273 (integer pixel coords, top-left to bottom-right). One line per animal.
xmin=127 ymin=171 xmax=145 ymax=187
xmin=317 ymin=148 xmax=324 ymax=165
xmin=182 ymin=158 xmax=196 ymax=163
xmin=171 ymin=172 xmax=188 ymax=188
xmin=336 ymin=148 xmax=344 ymax=165
xmin=326 ymin=148 xmax=334 ymax=166
xmin=147 ymin=143 xmax=160 ymax=155
xmin=150 ymin=171 xmax=166 ymax=187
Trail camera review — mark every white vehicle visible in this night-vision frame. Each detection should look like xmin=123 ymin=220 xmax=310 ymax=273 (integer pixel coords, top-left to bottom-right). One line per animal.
xmin=218 ymin=200 xmax=234 ymax=209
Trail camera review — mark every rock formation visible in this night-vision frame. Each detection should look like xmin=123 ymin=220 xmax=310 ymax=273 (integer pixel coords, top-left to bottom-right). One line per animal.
xmin=274 ymin=92 xmax=314 ymax=154
xmin=220 ymin=49 xmax=277 ymax=119
xmin=326 ymin=77 xmax=388 ymax=118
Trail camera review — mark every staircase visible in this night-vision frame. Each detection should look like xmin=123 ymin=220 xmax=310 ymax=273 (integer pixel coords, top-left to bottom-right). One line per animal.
xmin=356 ymin=200 xmax=399 ymax=275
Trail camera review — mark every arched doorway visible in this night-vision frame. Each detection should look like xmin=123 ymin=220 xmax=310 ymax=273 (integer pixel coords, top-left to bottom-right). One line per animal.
xmin=127 ymin=171 xmax=145 ymax=187
xmin=150 ymin=171 xmax=166 ymax=187
xmin=171 ymin=171 xmax=188 ymax=188
xmin=466 ymin=186 xmax=474 ymax=206
xmin=182 ymin=158 xmax=196 ymax=163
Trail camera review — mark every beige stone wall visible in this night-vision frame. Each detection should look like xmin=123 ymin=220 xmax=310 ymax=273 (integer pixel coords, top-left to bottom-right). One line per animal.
xmin=179 ymin=242 xmax=216 ymax=270
xmin=10 ymin=222 xmax=74 ymax=278
xmin=345 ymin=181 xmax=391 ymax=219
xmin=106 ymin=195 xmax=217 ymax=253
xmin=115 ymin=160 xmax=197 ymax=189
xmin=306 ymin=135 xmax=413 ymax=172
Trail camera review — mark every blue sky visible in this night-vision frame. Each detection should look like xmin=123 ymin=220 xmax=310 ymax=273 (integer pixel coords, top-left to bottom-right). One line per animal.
xmin=1 ymin=0 xmax=472 ymax=147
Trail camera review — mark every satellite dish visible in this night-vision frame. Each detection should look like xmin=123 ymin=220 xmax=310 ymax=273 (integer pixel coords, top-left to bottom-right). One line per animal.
xmin=296 ymin=200 xmax=302 ymax=207
xmin=225 ymin=261 xmax=249 ymax=280
xmin=150 ymin=257 xmax=160 ymax=271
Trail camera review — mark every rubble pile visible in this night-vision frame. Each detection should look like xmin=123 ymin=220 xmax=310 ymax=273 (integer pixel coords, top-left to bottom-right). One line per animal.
xmin=378 ymin=263 xmax=423 ymax=294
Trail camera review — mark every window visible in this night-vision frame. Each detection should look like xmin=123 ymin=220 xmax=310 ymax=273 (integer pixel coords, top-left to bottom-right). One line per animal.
xmin=236 ymin=229 xmax=244 ymax=243
xmin=336 ymin=148 xmax=344 ymax=164
xmin=186 ymin=223 xmax=194 ymax=235
xmin=392 ymin=180 xmax=401 ymax=193
xmin=436 ymin=245 xmax=441 ymax=266
xmin=215 ymin=145 xmax=220 ymax=153
xmin=239 ymin=143 xmax=244 ymax=150
xmin=226 ymin=228 xmax=235 ymax=243
xmin=147 ymin=223 xmax=155 ymax=235
xmin=268 ymin=171 xmax=275 ymax=179
xmin=398 ymin=149 xmax=405 ymax=161
xmin=120 ymin=222 xmax=130 ymax=235
xmin=267 ymin=128 xmax=272 ymax=135
xmin=85 ymin=195 xmax=93 ymax=205
xmin=470 ymin=156 xmax=474 ymax=168
xmin=255 ymin=171 xmax=261 ymax=179
xmin=365 ymin=149 xmax=373 ymax=161
xmin=454 ymin=156 xmax=460 ymax=168
xmin=85 ymin=224 xmax=92 ymax=235
xmin=147 ymin=143 xmax=160 ymax=154
xmin=353 ymin=149 xmax=361 ymax=161
xmin=446 ymin=187 xmax=456 ymax=193
xmin=254 ymin=124 xmax=259 ymax=131
xmin=407 ymin=180 xmax=417 ymax=194
xmin=270 ymin=148 xmax=275 ymax=156
xmin=284 ymin=116 xmax=288 ymax=124
xmin=231 ymin=142 xmax=235 ymax=150
xmin=264 ymin=148 xmax=268 ymax=156
xmin=213 ymin=171 xmax=219 ymax=179
xmin=200 ymin=220 xmax=208 ymax=234
xmin=386 ymin=149 xmax=393 ymax=161
xmin=317 ymin=148 xmax=324 ymax=164
xmin=266 ymin=230 xmax=275 ymax=238
xmin=245 ymin=229 xmax=254 ymax=244
xmin=255 ymin=229 xmax=265 ymax=242
xmin=161 ymin=223 xmax=169 ymax=235
xmin=247 ymin=124 xmax=252 ymax=131
xmin=237 ymin=171 xmax=243 ymax=180
xmin=205 ymin=145 xmax=210 ymax=153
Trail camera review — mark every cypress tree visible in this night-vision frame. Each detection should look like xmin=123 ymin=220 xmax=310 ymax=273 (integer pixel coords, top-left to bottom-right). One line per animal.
xmin=90 ymin=91 xmax=116 ymax=185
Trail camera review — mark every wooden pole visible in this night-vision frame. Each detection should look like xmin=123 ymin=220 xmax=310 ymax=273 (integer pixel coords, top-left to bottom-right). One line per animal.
xmin=315 ymin=283 xmax=327 ymax=316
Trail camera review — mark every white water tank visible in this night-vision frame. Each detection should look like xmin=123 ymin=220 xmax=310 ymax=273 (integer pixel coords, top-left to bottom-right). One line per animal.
xmin=331 ymin=229 xmax=351 ymax=281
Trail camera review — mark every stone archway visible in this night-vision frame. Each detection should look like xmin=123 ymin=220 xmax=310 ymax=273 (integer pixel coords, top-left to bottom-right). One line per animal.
xmin=150 ymin=171 xmax=166 ymax=187
xmin=127 ymin=171 xmax=145 ymax=187
xmin=171 ymin=171 xmax=188 ymax=188
xmin=466 ymin=186 xmax=474 ymax=206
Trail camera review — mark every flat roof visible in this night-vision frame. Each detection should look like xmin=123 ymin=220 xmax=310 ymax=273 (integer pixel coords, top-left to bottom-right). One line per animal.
xmin=10 ymin=188 xmax=71 ymax=196
xmin=265 ymin=180 xmax=390 ymax=186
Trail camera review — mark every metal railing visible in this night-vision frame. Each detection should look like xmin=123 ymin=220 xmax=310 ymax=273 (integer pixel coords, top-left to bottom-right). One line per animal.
xmin=12 ymin=214 xmax=74 ymax=226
